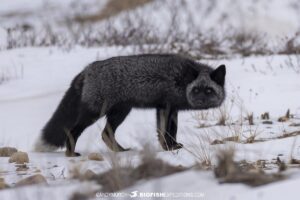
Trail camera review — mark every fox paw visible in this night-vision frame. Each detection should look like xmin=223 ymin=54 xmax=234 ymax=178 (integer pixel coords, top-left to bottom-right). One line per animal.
xmin=65 ymin=151 xmax=81 ymax=157
xmin=163 ymin=142 xmax=184 ymax=151
xmin=171 ymin=142 xmax=184 ymax=150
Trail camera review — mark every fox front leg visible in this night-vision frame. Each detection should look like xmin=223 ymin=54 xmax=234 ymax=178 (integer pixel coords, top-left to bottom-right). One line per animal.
xmin=156 ymin=108 xmax=183 ymax=151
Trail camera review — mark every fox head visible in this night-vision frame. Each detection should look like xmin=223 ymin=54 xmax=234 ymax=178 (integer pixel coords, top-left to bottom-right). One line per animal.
xmin=186 ymin=65 xmax=226 ymax=109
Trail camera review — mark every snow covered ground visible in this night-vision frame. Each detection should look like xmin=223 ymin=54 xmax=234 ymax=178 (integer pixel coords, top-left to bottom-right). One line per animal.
xmin=0 ymin=47 xmax=299 ymax=199
xmin=1 ymin=0 xmax=300 ymax=200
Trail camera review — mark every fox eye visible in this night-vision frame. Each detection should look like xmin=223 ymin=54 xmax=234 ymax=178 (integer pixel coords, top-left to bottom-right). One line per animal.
xmin=192 ymin=87 xmax=201 ymax=94
xmin=204 ymin=87 xmax=213 ymax=95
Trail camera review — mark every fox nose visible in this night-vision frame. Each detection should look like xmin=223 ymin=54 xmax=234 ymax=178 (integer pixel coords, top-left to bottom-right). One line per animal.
xmin=197 ymin=96 xmax=206 ymax=105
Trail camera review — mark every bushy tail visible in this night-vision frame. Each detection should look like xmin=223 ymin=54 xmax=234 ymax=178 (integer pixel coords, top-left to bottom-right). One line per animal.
xmin=34 ymin=73 xmax=84 ymax=152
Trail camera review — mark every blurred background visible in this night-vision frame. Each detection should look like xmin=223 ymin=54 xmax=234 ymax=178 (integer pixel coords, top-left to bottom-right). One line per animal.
xmin=0 ymin=0 xmax=300 ymax=59
xmin=1 ymin=1 xmax=300 ymax=199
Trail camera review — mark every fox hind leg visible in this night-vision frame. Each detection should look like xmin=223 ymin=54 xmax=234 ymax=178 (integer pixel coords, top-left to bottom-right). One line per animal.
xmin=102 ymin=105 xmax=131 ymax=152
xmin=65 ymin=104 xmax=100 ymax=157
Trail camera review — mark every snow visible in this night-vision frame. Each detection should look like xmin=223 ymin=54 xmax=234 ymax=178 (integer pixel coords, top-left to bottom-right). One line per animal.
xmin=0 ymin=180 xmax=100 ymax=200
xmin=121 ymin=169 xmax=300 ymax=200
xmin=0 ymin=0 xmax=300 ymax=199
xmin=0 ymin=46 xmax=299 ymax=199
xmin=0 ymin=47 xmax=299 ymax=151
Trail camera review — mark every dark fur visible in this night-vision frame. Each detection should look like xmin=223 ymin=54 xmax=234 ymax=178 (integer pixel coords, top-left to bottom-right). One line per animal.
xmin=37 ymin=54 xmax=226 ymax=156
xmin=41 ymin=73 xmax=84 ymax=148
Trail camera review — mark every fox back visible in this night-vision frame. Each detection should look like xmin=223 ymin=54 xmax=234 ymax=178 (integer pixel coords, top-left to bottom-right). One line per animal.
xmin=82 ymin=54 xmax=226 ymax=112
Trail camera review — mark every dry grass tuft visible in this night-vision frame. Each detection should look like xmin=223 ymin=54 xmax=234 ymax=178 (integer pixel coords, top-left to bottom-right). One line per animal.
xmin=279 ymin=32 xmax=300 ymax=55
xmin=278 ymin=131 xmax=300 ymax=139
xmin=217 ymin=105 xmax=229 ymax=126
xmin=214 ymin=148 xmax=285 ymax=186
xmin=290 ymin=158 xmax=300 ymax=164
xmin=276 ymin=157 xmax=287 ymax=171
xmin=97 ymin=149 xmax=185 ymax=192
xmin=261 ymin=112 xmax=270 ymax=120
xmin=247 ymin=112 xmax=254 ymax=125
xmin=72 ymin=146 xmax=186 ymax=192
xmin=278 ymin=109 xmax=291 ymax=122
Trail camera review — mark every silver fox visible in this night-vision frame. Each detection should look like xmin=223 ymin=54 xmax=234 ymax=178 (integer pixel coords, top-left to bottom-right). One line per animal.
xmin=35 ymin=54 xmax=226 ymax=156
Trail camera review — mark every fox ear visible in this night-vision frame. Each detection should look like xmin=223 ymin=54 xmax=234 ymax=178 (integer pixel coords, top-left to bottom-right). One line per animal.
xmin=210 ymin=65 xmax=226 ymax=86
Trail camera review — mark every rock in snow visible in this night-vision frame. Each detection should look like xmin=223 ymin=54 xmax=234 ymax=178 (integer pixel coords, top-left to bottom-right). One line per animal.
xmin=0 ymin=147 xmax=18 ymax=157
xmin=9 ymin=152 xmax=29 ymax=164
xmin=15 ymin=174 xmax=47 ymax=187
xmin=88 ymin=153 xmax=104 ymax=161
